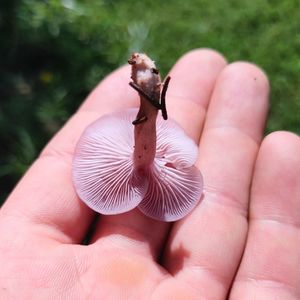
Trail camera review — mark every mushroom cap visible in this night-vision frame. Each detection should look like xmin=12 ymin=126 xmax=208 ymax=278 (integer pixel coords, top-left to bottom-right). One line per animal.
xmin=72 ymin=108 xmax=203 ymax=221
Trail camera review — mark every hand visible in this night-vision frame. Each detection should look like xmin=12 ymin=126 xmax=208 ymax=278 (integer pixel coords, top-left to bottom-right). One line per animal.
xmin=0 ymin=49 xmax=299 ymax=299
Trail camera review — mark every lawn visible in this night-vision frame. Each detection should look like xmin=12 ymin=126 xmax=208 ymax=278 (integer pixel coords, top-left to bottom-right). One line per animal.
xmin=1 ymin=0 xmax=299 ymax=204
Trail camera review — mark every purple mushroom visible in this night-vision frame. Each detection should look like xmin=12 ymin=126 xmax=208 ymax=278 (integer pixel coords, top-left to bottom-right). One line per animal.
xmin=72 ymin=53 xmax=203 ymax=221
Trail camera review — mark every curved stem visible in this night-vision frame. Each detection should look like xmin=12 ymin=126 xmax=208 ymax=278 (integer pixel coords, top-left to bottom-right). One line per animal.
xmin=133 ymin=97 xmax=158 ymax=171
xmin=128 ymin=53 xmax=162 ymax=172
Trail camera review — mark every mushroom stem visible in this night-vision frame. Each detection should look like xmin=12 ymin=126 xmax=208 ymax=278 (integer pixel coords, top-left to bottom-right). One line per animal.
xmin=133 ymin=98 xmax=158 ymax=171
xmin=128 ymin=53 xmax=162 ymax=172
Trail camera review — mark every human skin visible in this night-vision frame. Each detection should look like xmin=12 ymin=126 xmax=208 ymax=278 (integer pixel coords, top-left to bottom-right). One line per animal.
xmin=0 ymin=49 xmax=300 ymax=299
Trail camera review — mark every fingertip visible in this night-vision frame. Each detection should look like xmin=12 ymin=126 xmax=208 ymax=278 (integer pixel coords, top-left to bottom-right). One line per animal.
xmin=162 ymin=48 xmax=227 ymax=142
xmin=178 ymin=48 xmax=227 ymax=68
xmin=254 ymin=131 xmax=300 ymax=186
xmin=260 ymin=130 xmax=300 ymax=156
xmin=217 ymin=61 xmax=270 ymax=100
xmin=206 ymin=61 xmax=270 ymax=144
xmin=168 ymin=48 xmax=227 ymax=105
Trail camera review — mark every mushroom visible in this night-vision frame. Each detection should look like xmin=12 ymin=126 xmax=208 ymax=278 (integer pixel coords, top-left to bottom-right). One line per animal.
xmin=72 ymin=53 xmax=203 ymax=221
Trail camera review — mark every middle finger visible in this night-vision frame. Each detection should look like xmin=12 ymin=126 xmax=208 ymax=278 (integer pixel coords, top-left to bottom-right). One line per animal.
xmin=163 ymin=62 xmax=269 ymax=298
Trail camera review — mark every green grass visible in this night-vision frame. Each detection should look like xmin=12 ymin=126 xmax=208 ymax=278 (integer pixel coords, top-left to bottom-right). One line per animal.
xmin=1 ymin=0 xmax=299 ymax=204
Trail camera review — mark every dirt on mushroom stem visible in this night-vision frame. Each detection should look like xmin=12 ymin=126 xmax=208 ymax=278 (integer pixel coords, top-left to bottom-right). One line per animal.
xmin=128 ymin=53 xmax=163 ymax=173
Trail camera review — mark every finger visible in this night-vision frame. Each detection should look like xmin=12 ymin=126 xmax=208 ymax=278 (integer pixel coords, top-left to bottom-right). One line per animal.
xmin=163 ymin=62 xmax=269 ymax=297
xmin=166 ymin=48 xmax=227 ymax=142
xmin=0 ymin=65 xmax=139 ymax=244
xmin=91 ymin=49 xmax=227 ymax=259
xmin=230 ymin=131 xmax=300 ymax=299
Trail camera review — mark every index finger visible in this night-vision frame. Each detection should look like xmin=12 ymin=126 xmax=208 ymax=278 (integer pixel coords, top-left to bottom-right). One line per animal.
xmin=0 ymin=65 xmax=139 ymax=244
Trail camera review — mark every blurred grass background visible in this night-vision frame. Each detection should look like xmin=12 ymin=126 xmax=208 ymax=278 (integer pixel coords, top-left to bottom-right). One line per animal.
xmin=0 ymin=0 xmax=299 ymax=204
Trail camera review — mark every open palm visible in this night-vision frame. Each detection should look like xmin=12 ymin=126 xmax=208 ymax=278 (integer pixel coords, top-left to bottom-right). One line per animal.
xmin=1 ymin=49 xmax=300 ymax=299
